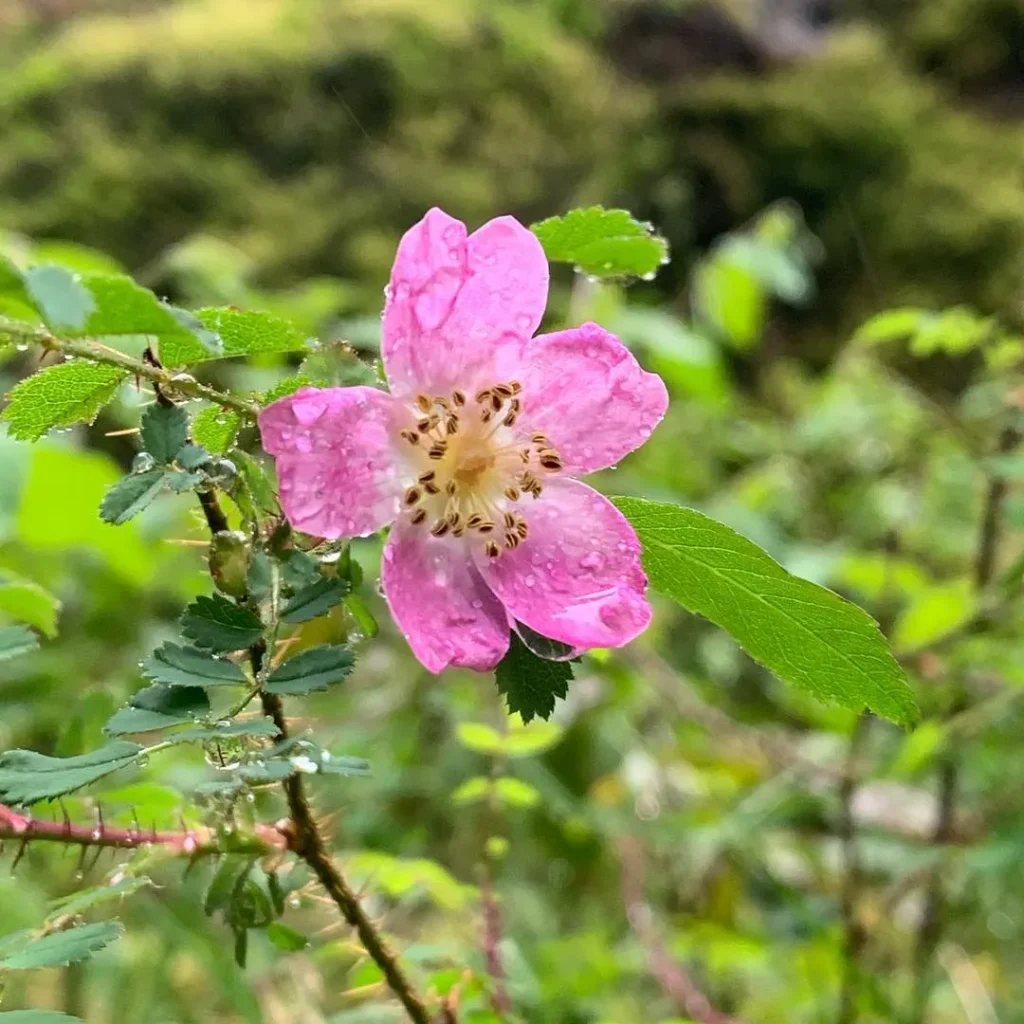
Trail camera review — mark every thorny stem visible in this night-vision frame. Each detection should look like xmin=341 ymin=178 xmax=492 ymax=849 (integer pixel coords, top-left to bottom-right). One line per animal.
xmin=0 ymin=803 xmax=286 ymax=856
xmin=910 ymin=425 xmax=1020 ymax=1021
xmin=0 ymin=317 xmax=259 ymax=417
xmin=619 ymin=837 xmax=742 ymax=1024
xmin=202 ymin=492 xmax=433 ymax=1024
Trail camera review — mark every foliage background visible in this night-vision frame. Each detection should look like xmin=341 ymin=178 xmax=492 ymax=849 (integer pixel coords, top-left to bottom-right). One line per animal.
xmin=2 ymin=0 xmax=1023 ymax=1021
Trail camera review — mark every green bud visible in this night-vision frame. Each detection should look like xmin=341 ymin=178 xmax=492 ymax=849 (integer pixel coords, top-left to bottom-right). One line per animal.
xmin=209 ymin=530 xmax=251 ymax=598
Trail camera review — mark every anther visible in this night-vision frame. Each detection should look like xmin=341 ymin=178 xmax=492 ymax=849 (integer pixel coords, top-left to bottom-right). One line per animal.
xmin=400 ymin=429 xmax=419 ymax=445
xmin=445 ymin=480 xmax=458 ymax=496
xmin=516 ymin=521 xmax=529 ymax=539
xmin=418 ymin=470 xmax=436 ymax=483
xmin=504 ymin=486 xmax=520 ymax=501
xmin=490 ymin=394 xmax=503 ymax=412
xmin=417 ymin=415 xmax=440 ymax=433
xmin=410 ymin=508 xmax=428 ymax=525
xmin=477 ymin=521 xmax=496 ymax=534
xmin=519 ymin=448 xmax=531 ymax=463
xmin=451 ymin=389 xmax=466 ymax=407
xmin=466 ymin=513 xmax=484 ymax=529
xmin=503 ymin=511 xmax=517 ymax=528
xmin=486 ymin=541 xmax=501 ymax=558
xmin=494 ymin=383 xmax=514 ymax=399
xmin=509 ymin=380 xmax=522 ymax=394
xmin=434 ymin=396 xmax=450 ymax=410
xmin=424 ymin=481 xmax=441 ymax=495
xmin=430 ymin=520 xmax=451 ymax=538
xmin=509 ymin=398 xmax=521 ymax=414
xmin=481 ymin=409 xmax=494 ymax=424
xmin=445 ymin=415 xmax=459 ymax=435
xmin=428 ymin=442 xmax=448 ymax=460
xmin=504 ymin=532 xmax=520 ymax=550
xmin=403 ymin=487 xmax=422 ymax=506
xmin=539 ymin=449 xmax=562 ymax=471
xmin=532 ymin=433 xmax=548 ymax=446
xmin=475 ymin=388 xmax=492 ymax=404
xmin=502 ymin=410 xmax=517 ymax=427
xmin=416 ymin=394 xmax=432 ymax=413
xmin=446 ymin=511 xmax=463 ymax=529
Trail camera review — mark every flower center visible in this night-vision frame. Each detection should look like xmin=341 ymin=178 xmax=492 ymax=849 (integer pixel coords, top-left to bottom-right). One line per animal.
xmin=396 ymin=382 xmax=562 ymax=557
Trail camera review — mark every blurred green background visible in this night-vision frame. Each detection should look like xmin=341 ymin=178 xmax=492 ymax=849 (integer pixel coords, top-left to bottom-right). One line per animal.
xmin=3 ymin=0 xmax=1024 ymax=1021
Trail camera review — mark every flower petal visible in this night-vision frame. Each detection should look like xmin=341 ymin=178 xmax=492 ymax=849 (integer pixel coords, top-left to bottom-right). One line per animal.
xmin=519 ymin=322 xmax=668 ymax=474
xmin=476 ymin=478 xmax=651 ymax=650
xmin=259 ymin=386 xmax=403 ymax=538
xmin=381 ymin=208 xmax=549 ymax=397
xmin=382 ymin=522 xmax=511 ymax=673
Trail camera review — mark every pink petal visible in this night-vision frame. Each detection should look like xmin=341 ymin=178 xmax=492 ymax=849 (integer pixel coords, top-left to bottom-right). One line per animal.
xmin=476 ymin=478 xmax=651 ymax=650
xmin=259 ymin=386 xmax=403 ymax=538
xmin=381 ymin=208 xmax=548 ymax=397
xmin=518 ymin=322 xmax=668 ymax=474
xmin=382 ymin=521 xmax=511 ymax=673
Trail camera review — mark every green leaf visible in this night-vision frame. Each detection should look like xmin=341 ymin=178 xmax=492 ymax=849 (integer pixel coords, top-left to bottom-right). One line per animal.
xmin=500 ymin=721 xmax=564 ymax=757
xmin=192 ymin=406 xmax=241 ymax=455
xmin=49 ymin=877 xmax=152 ymax=919
xmin=24 ymin=266 xmax=95 ymax=330
xmin=0 ymin=742 xmax=142 ymax=804
xmin=531 ymin=207 xmax=668 ymax=279
xmin=140 ymin=403 xmax=189 ymax=464
xmin=300 ymin=343 xmax=377 ymax=387
xmin=613 ymin=497 xmax=918 ymax=724
xmin=0 ymin=1012 xmax=88 ymax=1023
xmin=454 ymin=723 xmax=503 ymax=756
xmin=261 ymin=375 xmax=312 ymax=404
xmin=142 ymin=643 xmax=247 ymax=688
xmin=264 ymin=645 xmax=354 ymax=695
xmin=171 ymin=718 xmax=280 ymax=743
xmin=495 ymin=633 xmax=572 ymax=723
xmin=493 ymin=776 xmax=541 ymax=808
xmin=2 ymin=361 xmax=128 ymax=441
xmin=98 ymin=469 xmax=170 ymax=525
xmin=855 ymin=308 xmax=924 ymax=346
xmin=0 ymin=577 xmax=60 ymax=637
xmin=892 ymin=579 xmax=977 ymax=654
xmin=693 ymin=253 xmax=766 ymax=351
xmin=181 ymin=593 xmax=264 ymax=653
xmin=204 ymin=856 xmax=253 ymax=917
xmin=451 ymin=776 xmax=490 ymax=805
xmin=279 ymin=576 xmax=350 ymax=624
xmin=0 ymin=625 xmax=39 ymax=663
xmin=266 ymin=922 xmax=309 ymax=952
xmin=194 ymin=307 xmax=309 ymax=358
xmin=0 ymin=921 xmax=123 ymax=970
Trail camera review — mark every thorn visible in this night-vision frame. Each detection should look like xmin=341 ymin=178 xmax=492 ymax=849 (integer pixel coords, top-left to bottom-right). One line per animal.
xmin=11 ymin=837 xmax=29 ymax=873
xmin=86 ymin=846 xmax=105 ymax=874
xmin=104 ymin=427 xmax=141 ymax=437
xmin=76 ymin=845 xmax=87 ymax=875
xmin=60 ymin=800 xmax=71 ymax=834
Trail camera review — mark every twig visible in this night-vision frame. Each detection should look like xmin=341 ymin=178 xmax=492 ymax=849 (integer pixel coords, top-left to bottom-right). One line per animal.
xmin=837 ymin=716 xmax=870 ymax=1024
xmin=0 ymin=317 xmax=259 ymax=416
xmin=0 ymin=803 xmax=285 ymax=856
xmin=481 ymin=872 xmax=512 ymax=1016
xmin=619 ymin=837 xmax=742 ymax=1024
xmin=910 ymin=424 xmax=1019 ymax=1021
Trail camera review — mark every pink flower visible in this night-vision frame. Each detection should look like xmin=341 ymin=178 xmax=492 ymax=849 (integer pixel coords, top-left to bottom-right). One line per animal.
xmin=259 ymin=209 xmax=668 ymax=673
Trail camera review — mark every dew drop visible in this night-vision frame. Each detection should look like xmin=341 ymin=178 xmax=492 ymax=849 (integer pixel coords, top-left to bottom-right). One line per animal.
xmin=524 ymin=575 xmax=536 ymax=587
xmin=580 ymin=552 xmax=604 ymax=571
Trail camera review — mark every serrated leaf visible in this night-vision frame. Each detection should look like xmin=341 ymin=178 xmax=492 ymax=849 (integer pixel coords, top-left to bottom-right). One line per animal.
xmin=0 ymin=1012 xmax=88 ymax=1023
xmin=24 ymin=265 xmax=95 ymax=330
xmin=531 ymin=207 xmax=668 ymax=279
xmin=0 ymin=921 xmax=123 ymax=969
xmin=495 ymin=633 xmax=572 ymax=723
xmin=176 ymin=444 xmax=212 ymax=471
xmin=194 ymin=308 xmax=309 ymax=358
xmin=280 ymin=576 xmax=350 ymax=624
xmin=171 ymin=718 xmax=280 ymax=743
xmin=261 ymin=375 xmax=312 ymax=404
xmin=142 ymin=642 xmax=247 ymax=688
xmin=300 ymin=342 xmax=377 ymax=387
xmin=613 ymin=497 xmax=918 ymax=724
xmin=0 ymin=624 xmax=39 ymax=662
xmin=0 ymin=742 xmax=142 ymax=804
xmin=99 ymin=469 xmax=169 ymax=525
xmin=0 ymin=577 xmax=59 ymax=637
xmin=181 ymin=593 xmax=264 ymax=653
xmin=104 ymin=706 xmax=192 ymax=736
xmin=35 ymin=272 xmax=220 ymax=362
xmin=192 ymin=406 xmax=241 ymax=455
xmin=49 ymin=877 xmax=152 ymax=919
xmin=2 ymin=362 xmax=128 ymax=441
xmin=140 ymin=403 xmax=189 ymax=464
xmin=264 ymin=645 xmax=354 ymax=695
xmin=267 ymin=922 xmax=309 ymax=952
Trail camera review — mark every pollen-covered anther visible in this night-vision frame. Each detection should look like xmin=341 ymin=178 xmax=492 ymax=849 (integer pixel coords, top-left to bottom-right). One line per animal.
xmin=477 ymin=520 xmax=495 ymax=534
xmin=504 ymin=486 xmax=520 ymax=501
xmin=451 ymin=389 xmax=466 ymax=407
xmin=531 ymin=432 xmax=549 ymax=447
xmin=424 ymin=481 xmax=441 ymax=495
xmin=475 ymin=388 xmax=492 ymax=404
xmin=417 ymin=415 xmax=440 ymax=433
xmin=430 ymin=520 xmax=451 ymax=538
xmin=416 ymin=394 xmax=433 ymax=413
xmin=503 ymin=511 xmax=517 ymax=528
xmin=434 ymin=396 xmax=451 ymax=411
xmin=428 ymin=441 xmax=448 ymax=460
xmin=466 ymin=513 xmax=484 ymax=529
xmin=403 ymin=486 xmax=423 ymax=506
xmin=418 ymin=470 xmax=436 ymax=483
xmin=399 ymin=429 xmax=419 ymax=445
xmin=485 ymin=540 xmax=501 ymax=558
xmin=538 ymin=448 xmax=563 ymax=472
xmin=516 ymin=520 xmax=529 ymax=539
xmin=410 ymin=508 xmax=428 ymax=525
xmin=504 ymin=531 xmax=521 ymax=550
xmin=519 ymin=448 xmax=531 ymax=463
xmin=445 ymin=415 xmax=459 ymax=435
xmin=444 ymin=480 xmax=458 ymax=496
